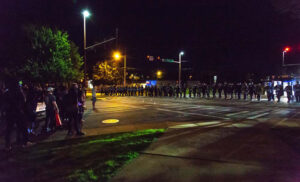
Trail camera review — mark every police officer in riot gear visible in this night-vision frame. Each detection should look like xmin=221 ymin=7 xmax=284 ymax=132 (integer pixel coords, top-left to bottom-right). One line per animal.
xmin=275 ymin=83 xmax=283 ymax=102
xmin=255 ymin=83 xmax=262 ymax=101
xmin=294 ymin=81 xmax=300 ymax=102
xmin=285 ymin=83 xmax=293 ymax=103
xmin=248 ymin=83 xmax=255 ymax=101
xmin=217 ymin=83 xmax=223 ymax=99
xmin=242 ymin=82 xmax=248 ymax=100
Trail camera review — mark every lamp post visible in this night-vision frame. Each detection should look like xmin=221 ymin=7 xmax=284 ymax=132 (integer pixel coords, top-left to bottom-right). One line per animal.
xmin=179 ymin=51 xmax=184 ymax=88
xmin=113 ymin=52 xmax=126 ymax=86
xmin=282 ymin=47 xmax=290 ymax=67
xmin=156 ymin=70 xmax=162 ymax=79
xmin=82 ymin=10 xmax=90 ymax=85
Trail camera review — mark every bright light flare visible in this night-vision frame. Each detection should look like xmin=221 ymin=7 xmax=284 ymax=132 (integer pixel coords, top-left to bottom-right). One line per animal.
xmin=284 ymin=47 xmax=291 ymax=52
xmin=113 ymin=52 xmax=122 ymax=60
xmin=157 ymin=70 xmax=162 ymax=76
xmin=180 ymin=51 xmax=184 ymax=56
xmin=82 ymin=10 xmax=90 ymax=18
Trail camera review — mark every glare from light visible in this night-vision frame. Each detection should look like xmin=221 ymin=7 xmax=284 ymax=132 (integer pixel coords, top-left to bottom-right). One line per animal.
xmin=82 ymin=10 xmax=91 ymax=18
xmin=157 ymin=70 xmax=162 ymax=76
xmin=102 ymin=119 xmax=119 ymax=124
xmin=180 ymin=51 xmax=184 ymax=55
xmin=284 ymin=47 xmax=290 ymax=52
xmin=113 ymin=52 xmax=122 ymax=60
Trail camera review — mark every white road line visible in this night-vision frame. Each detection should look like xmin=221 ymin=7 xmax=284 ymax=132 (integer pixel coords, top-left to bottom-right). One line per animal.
xmin=156 ymin=108 xmax=229 ymax=120
xmin=226 ymin=111 xmax=249 ymax=117
xmin=169 ymin=121 xmax=221 ymax=129
xmin=247 ymin=112 xmax=269 ymax=119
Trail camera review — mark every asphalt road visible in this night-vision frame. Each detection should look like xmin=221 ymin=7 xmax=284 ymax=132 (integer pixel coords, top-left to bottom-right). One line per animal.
xmin=84 ymin=96 xmax=300 ymax=131
xmin=83 ymin=96 xmax=300 ymax=182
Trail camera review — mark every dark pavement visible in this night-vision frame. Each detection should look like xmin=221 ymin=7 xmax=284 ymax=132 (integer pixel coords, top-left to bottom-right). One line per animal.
xmin=2 ymin=96 xmax=300 ymax=181
xmin=86 ymin=96 xmax=300 ymax=182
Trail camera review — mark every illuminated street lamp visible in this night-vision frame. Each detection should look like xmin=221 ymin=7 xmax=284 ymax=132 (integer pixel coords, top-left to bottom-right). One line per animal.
xmin=156 ymin=70 xmax=162 ymax=79
xmin=113 ymin=51 xmax=126 ymax=86
xmin=282 ymin=47 xmax=291 ymax=67
xmin=82 ymin=9 xmax=91 ymax=85
xmin=179 ymin=51 xmax=184 ymax=88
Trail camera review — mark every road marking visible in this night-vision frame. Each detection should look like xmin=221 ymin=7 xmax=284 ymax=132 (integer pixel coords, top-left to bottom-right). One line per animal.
xmin=156 ymin=108 xmax=229 ymax=120
xmin=226 ymin=111 xmax=249 ymax=117
xmin=247 ymin=112 xmax=269 ymax=119
xmin=169 ymin=121 xmax=221 ymax=129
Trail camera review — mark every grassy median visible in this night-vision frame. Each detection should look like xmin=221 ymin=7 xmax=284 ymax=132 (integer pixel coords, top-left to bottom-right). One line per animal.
xmin=0 ymin=129 xmax=165 ymax=182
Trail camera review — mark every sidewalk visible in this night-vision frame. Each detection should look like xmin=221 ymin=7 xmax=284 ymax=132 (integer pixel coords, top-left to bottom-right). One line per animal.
xmin=111 ymin=118 xmax=300 ymax=182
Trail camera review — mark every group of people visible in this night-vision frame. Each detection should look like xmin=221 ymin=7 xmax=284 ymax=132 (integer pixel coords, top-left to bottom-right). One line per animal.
xmin=0 ymin=80 xmax=85 ymax=151
xmin=97 ymin=81 xmax=300 ymax=103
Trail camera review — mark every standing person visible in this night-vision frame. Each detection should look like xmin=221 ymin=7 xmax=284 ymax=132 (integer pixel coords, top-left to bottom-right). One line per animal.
xmin=229 ymin=83 xmax=234 ymax=99
xmin=92 ymin=85 xmax=96 ymax=110
xmin=4 ymin=80 xmax=30 ymax=151
xmin=212 ymin=83 xmax=217 ymax=98
xmin=275 ymin=83 xmax=284 ymax=102
xmin=236 ymin=83 xmax=242 ymax=100
xmin=248 ymin=83 xmax=255 ymax=101
xmin=78 ymin=85 xmax=86 ymax=127
xmin=188 ymin=86 xmax=192 ymax=98
xmin=202 ymin=83 xmax=206 ymax=98
xmin=25 ymin=85 xmax=38 ymax=135
xmin=285 ymin=83 xmax=293 ymax=103
xmin=242 ymin=82 xmax=248 ymax=100
xmin=294 ymin=81 xmax=300 ymax=102
xmin=182 ymin=84 xmax=187 ymax=98
xmin=206 ymin=83 xmax=210 ymax=98
xmin=175 ymin=85 xmax=180 ymax=98
xmin=255 ymin=83 xmax=263 ymax=101
xmin=223 ymin=82 xmax=228 ymax=99
xmin=192 ymin=85 xmax=197 ymax=98
xmin=265 ymin=83 xmax=272 ymax=101
xmin=65 ymin=83 xmax=84 ymax=136
xmin=217 ymin=83 xmax=223 ymax=99
xmin=44 ymin=87 xmax=59 ymax=132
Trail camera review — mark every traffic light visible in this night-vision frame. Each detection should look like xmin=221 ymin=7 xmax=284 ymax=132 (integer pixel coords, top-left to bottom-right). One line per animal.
xmin=284 ymin=47 xmax=291 ymax=52
xmin=146 ymin=55 xmax=154 ymax=61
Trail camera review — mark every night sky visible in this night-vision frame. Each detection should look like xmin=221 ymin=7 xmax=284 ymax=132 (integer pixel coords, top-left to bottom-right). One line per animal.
xmin=1 ymin=0 xmax=300 ymax=82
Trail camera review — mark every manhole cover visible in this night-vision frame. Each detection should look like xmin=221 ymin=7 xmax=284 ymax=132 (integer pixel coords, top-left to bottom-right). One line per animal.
xmin=102 ymin=119 xmax=119 ymax=124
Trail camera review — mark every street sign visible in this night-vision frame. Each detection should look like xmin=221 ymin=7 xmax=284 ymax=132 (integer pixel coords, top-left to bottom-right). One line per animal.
xmin=162 ymin=58 xmax=175 ymax=63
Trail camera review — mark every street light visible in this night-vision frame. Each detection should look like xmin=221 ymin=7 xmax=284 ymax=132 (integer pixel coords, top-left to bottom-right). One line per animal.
xmin=113 ymin=51 xmax=126 ymax=86
xmin=156 ymin=70 xmax=162 ymax=79
xmin=282 ymin=46 xmax=291 ymax=67
xmin=82 ymin=9 xmax=91 ymax=86
xmin=179 ymin=51 xmax=184 ymax=88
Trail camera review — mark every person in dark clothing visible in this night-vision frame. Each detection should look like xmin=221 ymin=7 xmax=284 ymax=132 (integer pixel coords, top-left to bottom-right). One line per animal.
xmin=248 ymin=83 xmax=255 ymax=101
xmin=25 ymin=85 xmax=38 ymax=135
xmin=285 ymin=83 xmax=293 ymax=103
xmin=255 ymin=83 xmax=262 ymax=101
xmin=275 ymin=83 xmax=284 ymax=102
xmin=242 ymin=82 xmax=248 ymax=100
xmin=78 ymin=85 xmax=86 ymax=129
xmin=217 ymin=83 xmax=222 ymax=99
xmin=294 ymin=81 xmax=300 ymax=102
xmin=193 ymin=85 xmax=197 ymax=98
xmin=236 ymin=83 xmax=242 ymax=100
xmin=212 ymin=83 xmax=217 ymax=98
xmin=228 ymin=83 xmax=234 ymax=99
xmin=4 ymin=80 xmax=31 ymax=151
xmin=223 ymin=83 xmax=228 ymax=99
xmin=65 ymin=83 xmax=84 ymax=136
xmin=182 ymin=84 xmax=187 ymax=98
xmin=265 ymin=83 xmax=274 ymax=101
xmin=44 ymin=87 xmax=59 ymax=132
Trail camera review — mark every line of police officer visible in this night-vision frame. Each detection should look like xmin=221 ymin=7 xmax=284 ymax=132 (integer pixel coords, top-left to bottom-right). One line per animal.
xmin=98 ymin=81 xmax=300 ymax=103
